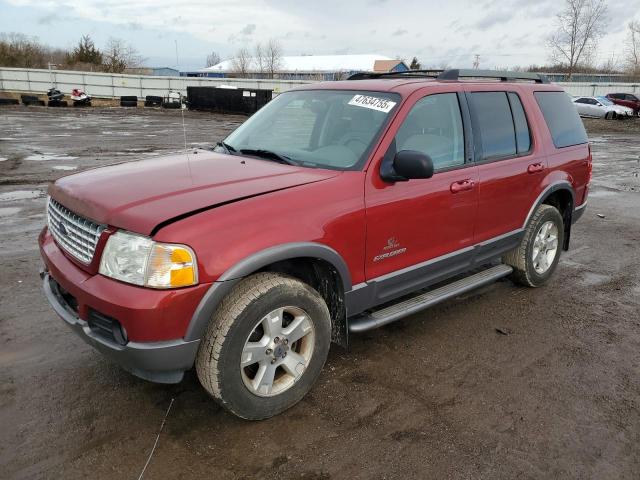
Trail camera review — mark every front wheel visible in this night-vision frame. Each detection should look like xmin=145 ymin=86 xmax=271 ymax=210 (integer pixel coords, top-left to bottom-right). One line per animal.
xmin=503 ymin=204 xmax=564 ymax=287
xmin=196 ymin=273 xmax=331 ymax=420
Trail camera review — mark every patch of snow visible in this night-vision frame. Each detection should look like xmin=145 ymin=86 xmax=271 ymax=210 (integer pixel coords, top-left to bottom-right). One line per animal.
xmin=0 ymin=190 xmax=44 ymax=202
xmin=52 ymin=165 xmax=77 ymax=171
xmin=25 ymin=153 xmax=78 ymax=161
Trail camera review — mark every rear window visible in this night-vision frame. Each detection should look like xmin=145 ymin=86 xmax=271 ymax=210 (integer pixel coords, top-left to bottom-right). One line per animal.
xmin=534 ymin=92 xmax=588 ymax=148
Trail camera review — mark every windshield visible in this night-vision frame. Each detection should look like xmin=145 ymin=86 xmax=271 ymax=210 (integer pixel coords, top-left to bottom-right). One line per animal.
xmin=597 ymin=97 xmax=614 ymax=106
xmin=219 ymin=90 xmax=401 ymax=170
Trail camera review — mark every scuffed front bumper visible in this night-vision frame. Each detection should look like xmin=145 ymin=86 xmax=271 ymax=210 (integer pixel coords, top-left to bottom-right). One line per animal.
xmin=39 ymin=227 xmax=209 ymax=384
xmin=42 ymin=272 xmax=200 ymax=383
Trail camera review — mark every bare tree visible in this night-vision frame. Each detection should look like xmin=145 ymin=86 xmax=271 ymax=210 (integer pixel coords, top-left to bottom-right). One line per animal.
xmin=0 ymin=33 xmax=47 ymax=68
xmin=205 ymin=51 xmax=221 ymax=68
xmin=547 ymin=0 xmax=608 ymax=80
xmin=254 ymin=42 xmax=265 ymax=75
xmin=264 ymin=38 xmax=283 ymax=79
xmin=102 ymin=37 xmax=143 ymax=73
xmin=231 ymin=47 xmax=251 ymax=77
xmin=625 ymin=21 xmax=640 ymax=74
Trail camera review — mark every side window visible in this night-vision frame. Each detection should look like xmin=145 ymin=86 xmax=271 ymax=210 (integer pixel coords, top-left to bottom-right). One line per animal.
xmin=534 ymin=91 xmax=588 ymax=148
xmin=575 ymin=98 xmax=588 ymax=104
xmin=394 ymin=93 xmax=465 ymax=170
xmin=469 ymin=92 xmax=516 ymax=160
xmin=507 ymin=92 xmax=531 ymax=154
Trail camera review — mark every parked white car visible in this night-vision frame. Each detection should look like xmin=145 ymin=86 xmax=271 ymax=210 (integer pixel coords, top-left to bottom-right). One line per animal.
xmin=572 ymin=96 xmax=634 ymax=119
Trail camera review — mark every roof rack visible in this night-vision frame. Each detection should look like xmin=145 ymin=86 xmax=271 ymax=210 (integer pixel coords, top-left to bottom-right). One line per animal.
xmin=347 ymin=70 xmax=443 ymax=80
xmin=347 ymin=68 xmax=550 ymax=84
xmin=436 ymin=69 xmax=550 ymax=84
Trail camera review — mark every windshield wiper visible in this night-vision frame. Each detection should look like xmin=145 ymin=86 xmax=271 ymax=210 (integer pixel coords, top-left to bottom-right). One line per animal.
xmin=216 ymin=141 xmax=237 ymax=154
xmin=239 ymin=149 xmax=299 ymax=166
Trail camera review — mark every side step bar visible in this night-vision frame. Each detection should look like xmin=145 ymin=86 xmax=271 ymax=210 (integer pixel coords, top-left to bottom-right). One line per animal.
xmin=348 ymin=264 xmax=513 ymax=333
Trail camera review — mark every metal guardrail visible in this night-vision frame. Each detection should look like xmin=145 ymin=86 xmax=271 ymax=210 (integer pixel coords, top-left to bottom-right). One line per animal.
xmin=0 ymin=67 xmax=638 ymax=99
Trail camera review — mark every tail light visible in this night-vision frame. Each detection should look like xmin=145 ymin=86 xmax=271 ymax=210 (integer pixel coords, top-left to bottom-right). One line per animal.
xmin=587 ymin=144 xmax=593 ymax=185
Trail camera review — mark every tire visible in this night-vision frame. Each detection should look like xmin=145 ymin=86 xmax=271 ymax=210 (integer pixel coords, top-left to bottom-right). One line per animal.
xmin=503 ymin=204 xmax=564 ymax=287
xmin=196 ymin=272 xmax=331 ymax=420
xmin=120 ymin=95 xmax=138 ymax=102
xmin=605 ymin=111 xmax=613 ymax=120
xmin=144 ymin=96 xmax=163 ymax=107
xmin=120 ymin=100 xmax=138 ymax=107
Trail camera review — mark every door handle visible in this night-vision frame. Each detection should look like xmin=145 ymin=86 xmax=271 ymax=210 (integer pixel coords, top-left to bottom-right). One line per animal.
xmin=450 ymin=179 xmax=475 ymax=193
xmin=527 ymin=163 xmax=545 ymax=174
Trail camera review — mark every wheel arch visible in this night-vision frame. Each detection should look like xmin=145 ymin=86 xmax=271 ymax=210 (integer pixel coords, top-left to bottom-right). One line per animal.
xmin=185 ymin=243 xmax=351 ymax=346
xmin=525 ymin=181 xmax=575 ymax=251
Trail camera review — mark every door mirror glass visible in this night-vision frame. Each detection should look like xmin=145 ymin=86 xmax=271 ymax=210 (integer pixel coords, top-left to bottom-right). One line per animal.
xmin=393 ymin=150 xmax=434 ymax=180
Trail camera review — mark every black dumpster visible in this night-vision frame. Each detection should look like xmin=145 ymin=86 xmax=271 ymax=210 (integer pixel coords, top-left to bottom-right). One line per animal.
xmin=187 ymin=86 xmax=272 ymax=114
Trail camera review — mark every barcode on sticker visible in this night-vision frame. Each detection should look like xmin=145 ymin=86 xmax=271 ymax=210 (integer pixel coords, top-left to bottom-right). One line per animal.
xmin=348 ymin=95 xmax=396 ymax=113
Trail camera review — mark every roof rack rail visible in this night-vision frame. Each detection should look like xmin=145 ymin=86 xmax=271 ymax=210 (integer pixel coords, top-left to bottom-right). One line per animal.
xmin=436 ymin=69 xmax=550 ymax=84
xmin=347 ymin=69 xmax=443 ymax=80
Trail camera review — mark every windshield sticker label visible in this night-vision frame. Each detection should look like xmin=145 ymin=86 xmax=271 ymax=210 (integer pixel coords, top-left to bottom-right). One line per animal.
xmin=348 ymin=95 xmax=396 ymax=113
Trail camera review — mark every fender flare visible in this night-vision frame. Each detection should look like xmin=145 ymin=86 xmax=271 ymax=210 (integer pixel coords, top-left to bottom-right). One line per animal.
xmin=523 ymin=180 xmax=576 ymax=250
xmin=523 ymin=180 xmax=575 ymax=228
xmin=184 ymin=242 xmax=352 ymax=342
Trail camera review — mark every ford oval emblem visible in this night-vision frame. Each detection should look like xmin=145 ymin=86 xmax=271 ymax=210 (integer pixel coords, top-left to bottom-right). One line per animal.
xmin=58 ymin=222 xmax=68 ymax=236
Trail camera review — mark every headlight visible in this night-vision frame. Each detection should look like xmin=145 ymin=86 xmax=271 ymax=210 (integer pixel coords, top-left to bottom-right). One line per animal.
xmin=99 ymin=231 xmax=197 ymax=288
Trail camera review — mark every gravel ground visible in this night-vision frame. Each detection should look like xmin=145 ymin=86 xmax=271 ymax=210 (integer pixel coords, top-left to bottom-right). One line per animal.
xmin=0 ymin=108 xmax=639 ymax=479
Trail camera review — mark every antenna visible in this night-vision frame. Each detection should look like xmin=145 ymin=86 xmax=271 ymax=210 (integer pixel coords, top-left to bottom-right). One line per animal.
xmin=174 ymin=40 xmax=192 ymax=180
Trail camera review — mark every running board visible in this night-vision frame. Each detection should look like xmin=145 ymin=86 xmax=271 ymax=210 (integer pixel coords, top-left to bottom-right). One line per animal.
xmin=348 ymin=264 xmax=513 ymax=333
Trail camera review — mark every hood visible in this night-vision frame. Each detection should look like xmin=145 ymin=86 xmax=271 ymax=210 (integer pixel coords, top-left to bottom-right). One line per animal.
xmin=49 ymin=150 xmax=340 ymax=235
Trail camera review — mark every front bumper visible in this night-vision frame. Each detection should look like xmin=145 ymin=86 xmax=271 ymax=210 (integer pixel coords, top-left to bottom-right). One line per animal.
xmin=39 ymin=227 xmax=209 ymax=383
xmin=43 ymin=272 xmax=200 ymax=383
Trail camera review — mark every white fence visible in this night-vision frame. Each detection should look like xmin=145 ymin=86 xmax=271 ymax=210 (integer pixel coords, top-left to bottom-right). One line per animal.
xmin=0 ymin=67 xmax=314 ymax=98
xmin=0 ymin=67 xmax=639 ymax=99
xmin=561 ymin=82 xmax=640 ymax=96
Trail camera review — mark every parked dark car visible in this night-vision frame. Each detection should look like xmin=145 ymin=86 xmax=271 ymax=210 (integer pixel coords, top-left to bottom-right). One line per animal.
xmin=606 ymin=93 xmax=640 ymax=116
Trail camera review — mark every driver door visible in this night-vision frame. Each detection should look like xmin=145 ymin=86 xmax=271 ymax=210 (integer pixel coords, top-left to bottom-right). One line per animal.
xmin=364 ymin=91 xmax=478 ymax=304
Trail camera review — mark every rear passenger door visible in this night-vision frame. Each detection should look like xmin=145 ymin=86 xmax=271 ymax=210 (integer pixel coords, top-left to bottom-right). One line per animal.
xmin=466 ymin=88 xmax=544 ymax=245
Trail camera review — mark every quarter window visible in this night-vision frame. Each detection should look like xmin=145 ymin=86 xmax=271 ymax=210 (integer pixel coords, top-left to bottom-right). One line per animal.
xmin=508 ymin=92 xmax=531 ymax=154
xmin=534 ymin=91 xmax=588 ymax=148
xmin=394 ymin=93 xmax=465 ymax=170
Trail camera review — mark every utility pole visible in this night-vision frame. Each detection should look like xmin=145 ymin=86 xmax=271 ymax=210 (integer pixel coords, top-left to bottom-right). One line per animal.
xmin=473 ymin=54 xmax=480 ymax=69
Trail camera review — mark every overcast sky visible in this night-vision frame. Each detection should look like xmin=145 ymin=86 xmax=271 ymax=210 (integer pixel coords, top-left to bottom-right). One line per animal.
xmin=2 ymin=0 xmax=639 ymax=70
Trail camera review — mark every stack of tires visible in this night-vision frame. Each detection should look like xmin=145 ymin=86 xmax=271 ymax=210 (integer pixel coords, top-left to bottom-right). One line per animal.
xmin=144 ymin=95 xmax=163 ymax=107
xmin=21 ymin=95 xmax=45 ymax=106
xmin=120 ymin=96 xmax=138 ymax=107
xmin=0 ymin=98 xmax=19 ymax=106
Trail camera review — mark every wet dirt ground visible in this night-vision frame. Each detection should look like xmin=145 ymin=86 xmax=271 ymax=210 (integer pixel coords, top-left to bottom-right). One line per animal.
xmin=0 ymin=108 xmax=639 ymax=479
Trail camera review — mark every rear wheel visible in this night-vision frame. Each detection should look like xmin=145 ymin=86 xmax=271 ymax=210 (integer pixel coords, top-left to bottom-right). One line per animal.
xmin=503 ymin=204 xmax=564 ymax=287
xmin=196 ymin=272 xmax=331 ymax=420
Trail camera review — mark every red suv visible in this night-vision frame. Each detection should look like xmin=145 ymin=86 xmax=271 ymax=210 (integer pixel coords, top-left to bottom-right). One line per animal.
xmin=606 ymin=92 xmax=640 ymax=116
xmin=40 ymin=69 xmax=591 ymax=419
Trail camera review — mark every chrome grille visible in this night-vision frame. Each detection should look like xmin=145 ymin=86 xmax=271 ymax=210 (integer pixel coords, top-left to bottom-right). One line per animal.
xmin=47 ymin=197 xmax=105 ymax=264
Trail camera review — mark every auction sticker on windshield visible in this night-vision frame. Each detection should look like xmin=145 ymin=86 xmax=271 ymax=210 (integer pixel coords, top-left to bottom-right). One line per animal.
xmin=348 ymin=95 xmax=396 ymax=113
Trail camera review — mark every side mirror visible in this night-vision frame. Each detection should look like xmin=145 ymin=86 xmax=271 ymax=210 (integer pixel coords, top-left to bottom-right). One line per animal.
xmin=393 ymin=150 xmax=434 ymax=180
